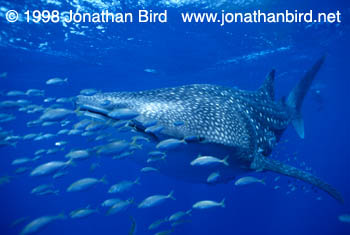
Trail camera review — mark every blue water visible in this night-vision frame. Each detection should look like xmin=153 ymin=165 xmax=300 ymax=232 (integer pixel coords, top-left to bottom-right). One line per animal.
xmin=1 ymin=0 xmax=350 ymax=234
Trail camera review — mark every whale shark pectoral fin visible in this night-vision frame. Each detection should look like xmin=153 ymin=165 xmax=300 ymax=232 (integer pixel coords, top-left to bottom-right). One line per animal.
xmin=251 ymin=154 xmax=343 ymax=203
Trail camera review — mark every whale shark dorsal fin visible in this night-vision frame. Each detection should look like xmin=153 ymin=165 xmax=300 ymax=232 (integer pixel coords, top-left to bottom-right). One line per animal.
xmin=251 ymin=154 xmax=343 ymax=203
xmin=259 ymin=69 xmax=275 ymax=100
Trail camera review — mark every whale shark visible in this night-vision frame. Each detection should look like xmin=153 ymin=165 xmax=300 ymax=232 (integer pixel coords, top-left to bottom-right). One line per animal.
xmin=76 ymin=57 xmax=343 ymax=203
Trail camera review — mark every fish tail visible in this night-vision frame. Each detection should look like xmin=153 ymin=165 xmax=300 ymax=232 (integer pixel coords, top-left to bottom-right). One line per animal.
xmin=168 ymin=190 xmax=176 ymax=200
xmin=186 ymin=209 xmax=192 ymax=216
xmin=220 ymin=198 xmax=226 ymax=208
xmin=130 ymin=142 xmax=143 ymax=150
xmin=66 ymin=158 xmax=76 ymax=167
xmin=128 ymin=197 xmax=135 ymax=204
xmin=286 ymin=56 xmax=325 ymax=139
xmin=252 ymin=155 xmax=343 ymax=203
xmin=130 ymin=138 xmax=136 ymax=145
xmin=222 ymin=155 xmax=229 ymax=166
xmin=134 ymin=177 xmax=141 ymax=185
xmin=100 ymin=175 xmax=108 ymax=185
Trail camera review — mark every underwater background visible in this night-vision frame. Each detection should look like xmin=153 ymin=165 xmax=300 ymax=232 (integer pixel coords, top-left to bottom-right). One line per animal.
xmin=0 ymin=0 xmax=350 ymax=235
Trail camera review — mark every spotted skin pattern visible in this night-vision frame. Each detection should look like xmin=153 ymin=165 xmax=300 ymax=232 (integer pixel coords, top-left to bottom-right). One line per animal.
xmin=78 ymin=85 xmax=289 ymax=157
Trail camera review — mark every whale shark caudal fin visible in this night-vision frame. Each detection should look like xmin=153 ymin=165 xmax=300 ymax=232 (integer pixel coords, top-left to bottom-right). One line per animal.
xmin=286 ymin=56 xmax=325 ymax=139
xmin=251 ymin=154 xmax=343 ymax=203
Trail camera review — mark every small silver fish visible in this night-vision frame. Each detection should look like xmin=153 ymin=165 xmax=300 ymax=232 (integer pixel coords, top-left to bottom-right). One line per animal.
xmin=112 ymin=151 xmax=134 ymax=160
xmin=6 ymin=90 xmax=26 ymax=96
xmin=108 ymin=108 xmax=139 ymax=120
xmin=56 ymin=97 xmax=72 ymax=103
xmin=23 ymin=133 xmax=38 ymax=140
xmin=145 ymin=125 xmax=164 ymax=134
xmin=46 ymin=77 xmax=68 ymax=85
xmin=148 ymin=217 xmax=168 ymax=230
xmin=141 ymin=167 xmax=158 ymax=173
xmin=144 ymin=68 xmax=157 ymax=73
xmin=148 ymin=151 xmax=166 ymax=157
xmin=85 ymin=122 xmax=106 ymax=131
xmin=101 ymin=198 xmax=122 ymax=207
xmin=80 ymin=89 xmax=98 ymax=96
xmin=190 ymin=155 xmax=229 ymax=166
xmin=55 ymin=141 xmax=67 ymax=146
xmin=67 ymin=176 xmax=107 ymax=192
xmin=156 ymin=139 xmax=186 ymax=150
xmin=155 ymin=229 xmax=173 ymax=235
xmin=44 ymin=97 xmax=55 ymax=103
xmin=234 ymin=176 xmax=265 ymax=186
xmin=21 ymin=213 xmax=66 ymax=235
xmin=12 ymin=158 xmax=33 ymax=165
xmin=30 ymin=159 xmax=73 ymax=176
xmin=138 ymin=190 xmax=175 ymax=208
xmin=169 ymin=210 xmax=192 ymax=222
xmin=68 ymin=129 xmax=82 ymax=135
xmin=57 ymin=129 xmax=69 ymax=135
xmin=40 ymin=108 xmax=73 ymax=122
xmin=52 ymin=171 xmax=68 ymax=179
xmin=108 ymin=178 xmax=140 ymax=193
xmin=207 ymin=172 xmax=220 ymax=183
xmin=31 ymin=184 xmax=54 ymax=195
xmin=74 ymin=119 xmax=92 ymax=130
xmin=107 ymin=198 xmax=133 ymax=215
xmin=26 ymin=89 xmax=44 ymax=97
xmin=70 ymin=207 xmax=98 ymax=219
xmin=192 ymin=199 xmax=225 ymax=209
xmin=131 ymin=135 xmax=150 ymax=144
xmin=41 ymin=121 xmax=57 ymax=127
xmin=0 ymin=113 xmax=16 ymax=123
xmin=97 ymin=140 xmax=129 ymax=155
xmin=65 ymin=150 xmax=90 ymax=160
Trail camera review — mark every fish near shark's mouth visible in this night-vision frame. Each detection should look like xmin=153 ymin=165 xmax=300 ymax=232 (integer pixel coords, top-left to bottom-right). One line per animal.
xmin=75 ymin=94 xmax=160 ymax=138
xmin=75 ymin=94 xmax=140 ymax=122
xmin=75 ymin=95 xmax=112 ymax=119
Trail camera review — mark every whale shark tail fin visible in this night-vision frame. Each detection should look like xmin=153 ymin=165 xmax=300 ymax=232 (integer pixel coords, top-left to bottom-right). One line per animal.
xmin=286 ymin=56 xmax=325 ymax=139
xmin=251 ymin=154 xmax=343 ymax=203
